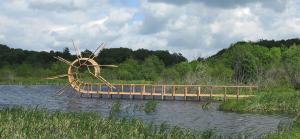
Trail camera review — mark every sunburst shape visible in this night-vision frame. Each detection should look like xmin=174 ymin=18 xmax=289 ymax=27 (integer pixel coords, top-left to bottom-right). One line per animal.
xmin=45 ymin=41 xmax=117 ymax=95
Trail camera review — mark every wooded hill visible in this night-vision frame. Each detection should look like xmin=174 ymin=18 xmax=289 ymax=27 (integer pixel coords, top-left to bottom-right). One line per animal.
xmin=1 ymin=38 xmax=300 ymax=89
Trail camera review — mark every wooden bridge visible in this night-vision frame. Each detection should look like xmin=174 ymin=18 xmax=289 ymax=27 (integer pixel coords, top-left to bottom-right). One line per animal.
xmin=71 ymin=83 xmax=258 ymax=101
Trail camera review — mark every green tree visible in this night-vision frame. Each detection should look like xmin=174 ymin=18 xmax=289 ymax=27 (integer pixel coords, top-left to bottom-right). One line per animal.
xmin=282 ymin=45 xmax=300 ymax=89
xmin=140 ymin=56 xmax=164 ymax=81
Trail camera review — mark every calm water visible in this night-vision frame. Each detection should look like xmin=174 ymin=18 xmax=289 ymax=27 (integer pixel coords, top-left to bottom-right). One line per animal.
xmin=0 ymin=85 xmax=292 ymax=138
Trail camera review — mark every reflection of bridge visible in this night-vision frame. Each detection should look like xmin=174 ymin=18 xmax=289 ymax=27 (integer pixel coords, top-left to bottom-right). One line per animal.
xmin=71 ymin=83 xmax=258 ymax=101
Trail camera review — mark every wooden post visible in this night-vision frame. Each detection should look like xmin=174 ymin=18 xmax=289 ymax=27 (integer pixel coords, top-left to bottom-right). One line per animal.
xmin=87 ymin=83 xmax=90 ymax=94
xmin=107 ymin=85 xmax=111 ymax=99
xmin=210 ymin=86 xmax=212 ymax=100
xmin=90 ymin=83 xmax=93 ymax=98
xmin=161 ymin=85 xmax=165 ymax=100
xmin=224 ymin=87 xmax=227 ymax=101
xmin=121 ymin=84 xmax=124 ymax=99
xmin=142 ymin=85 xmax=145 ymax=100
xmin=99 ymin=84 xmax=102 ymax=98
xmin=198 ymin=86 xmax=201 ymax=101
xmin=96 ymin=83 xmax=99 ymax=94
xmin=237 ymin=87 xmax=240 ymax=100
xmin=172 ymin=86 xmax=175 ymax=100
xmin=133 ymin=84 xmax=135 ymax=99
xmin=117 ymin=85 xmax=120 ymax=99
xmin=110 ymin=87 xmax=113 ymax=99
xmin=130 ymin=84 xmax=133 ymax=99
xmin=184 ymin=86 xmax=187 ymax=101
xmin=79 ymin=83 xmax=82 ymax=97
xmin=152 ymin=86 xmax=155 ymax=100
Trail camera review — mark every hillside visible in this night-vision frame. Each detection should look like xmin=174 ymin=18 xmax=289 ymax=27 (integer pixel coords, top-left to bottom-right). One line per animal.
xmin=1 ymin=38 xmax=300 ymax=90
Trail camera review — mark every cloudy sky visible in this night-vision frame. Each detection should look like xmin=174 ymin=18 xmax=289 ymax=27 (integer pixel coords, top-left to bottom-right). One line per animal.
xmin=0 ymin=0 xmax=300 ymax=60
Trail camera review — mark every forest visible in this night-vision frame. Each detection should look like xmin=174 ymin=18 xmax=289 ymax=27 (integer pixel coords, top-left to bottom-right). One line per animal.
xmin=1 ymin=38 xmax=300 ymax=90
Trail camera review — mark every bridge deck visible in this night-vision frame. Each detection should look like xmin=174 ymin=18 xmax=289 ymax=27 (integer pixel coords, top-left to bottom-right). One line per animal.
xmin=72 ymin=83 xmax=258 ymax=101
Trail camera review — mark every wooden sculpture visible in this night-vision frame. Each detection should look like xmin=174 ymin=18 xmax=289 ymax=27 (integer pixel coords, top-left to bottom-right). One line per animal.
xmin=45 ymin=41 xmax=117 ymax=95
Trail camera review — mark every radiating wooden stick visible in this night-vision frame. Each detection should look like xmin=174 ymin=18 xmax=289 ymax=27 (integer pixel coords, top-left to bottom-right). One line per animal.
xmin=86 ymin=64 xmax=118 ymax=67
xmin=72 ymin=40 xmax=82 ymax=66
xmin=44 ymin=74 xmax=72 ymax=80
xmin=54 ymin=56 xmax=78 ymax=68
xmin=81 ymin=42 xmax=105 ymax=66
xmin=56 ymin=80 xmax=77 ymax=96
xmin=88 ymin=71 xmax=115 ymax=89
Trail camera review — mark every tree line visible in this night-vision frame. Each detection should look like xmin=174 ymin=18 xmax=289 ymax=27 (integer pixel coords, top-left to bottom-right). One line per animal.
xmin=0 ymin=44 xmax=186 ymax=68
xmin=1 ymin=38 xmax=300 ymax=90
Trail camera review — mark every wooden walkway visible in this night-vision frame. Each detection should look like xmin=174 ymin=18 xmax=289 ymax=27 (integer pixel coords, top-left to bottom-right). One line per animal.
xmin=71 ymin=83 xmax=258 ymax=101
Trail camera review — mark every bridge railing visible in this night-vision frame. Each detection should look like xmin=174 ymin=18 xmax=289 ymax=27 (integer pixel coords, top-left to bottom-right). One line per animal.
xmin=78 ymin=83 xmax=258 ymax=101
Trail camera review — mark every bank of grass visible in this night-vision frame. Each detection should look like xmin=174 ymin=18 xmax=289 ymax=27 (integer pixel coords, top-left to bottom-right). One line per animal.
xmin=220 ymin=88 xmax=300 ymax=138
xmin=0 ymin=107 xmax=213 ymax=139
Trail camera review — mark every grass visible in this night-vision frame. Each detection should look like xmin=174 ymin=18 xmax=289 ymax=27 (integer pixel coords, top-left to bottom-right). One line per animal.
xmin=0 ymin=106 xmax=216 ymax=139
xmin=143 ymin=100 xmax=159 ymax=113
xmin=220 ymin=88 xmax=300 ymax=139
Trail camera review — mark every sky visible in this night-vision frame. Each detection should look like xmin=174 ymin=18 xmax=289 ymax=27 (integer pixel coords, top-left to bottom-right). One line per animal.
xmin=0 ymin=0 xmax=300 ymax=60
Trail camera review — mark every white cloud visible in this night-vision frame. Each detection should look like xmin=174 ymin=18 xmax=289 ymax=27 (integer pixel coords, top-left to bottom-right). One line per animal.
xmin=0 ymin=0 xmax=300 ymax=60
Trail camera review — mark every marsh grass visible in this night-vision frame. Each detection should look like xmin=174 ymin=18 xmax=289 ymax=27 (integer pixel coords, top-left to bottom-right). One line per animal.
xmin=0 ymin=106 xmax=215 ymax=139
xmin=201 ymin=101 xmax=212 ymax=110
xmin=220 ymin=88 xmax=300 ymax=114
xmin=220 ymin=88 xmax=300 ymax=138
xmin=143 ymin=100 xmax=159 ymax=113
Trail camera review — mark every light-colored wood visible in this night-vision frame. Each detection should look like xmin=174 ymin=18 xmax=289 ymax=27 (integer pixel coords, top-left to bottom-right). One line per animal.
xmin=198 ymin=86 xmax=201 ymax=101
xmin=172 ymin=86 xmax=175 ymax=100
xmin=210 ymin=87 xmax=212 ymax=99
xmin=162 ymin=85 xmax=165 ymax=100
xmin=46 ymin=43 xmax=258 ymax=101
xmin=184 ymin=86 xmax=187 ymax=101
xmin=224 ymin=87 xmax=227 ymax=101
xmin=237 ymin=87 xmax=240 ymax=100
xmin=142 ymin=85 xmax=145 ymax=100
xmin=74 ymin=83 xmax=257 ymax=101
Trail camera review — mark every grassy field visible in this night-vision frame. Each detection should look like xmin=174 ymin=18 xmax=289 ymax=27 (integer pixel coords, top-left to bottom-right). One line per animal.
xmin=220 ymin=88 xmax=300 ymax=138
xmin=0 ymin=106 xmax=216 ymax=139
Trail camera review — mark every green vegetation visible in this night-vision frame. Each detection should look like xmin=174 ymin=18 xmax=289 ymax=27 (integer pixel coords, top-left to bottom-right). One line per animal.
xmin=143 ymin=100 xmax=159 ymax=113
xmin=2 ymin=38 xmax=300 ymax=89
xmin=2 ymin=39 xmax=300 ymax=138
xmin=220 ymin=89 xmax=300 ymax=138
xmin=0 ymin=107 xmax=216 ymax=139
xmin=220 ymin=89 xmax=300 ymax=114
